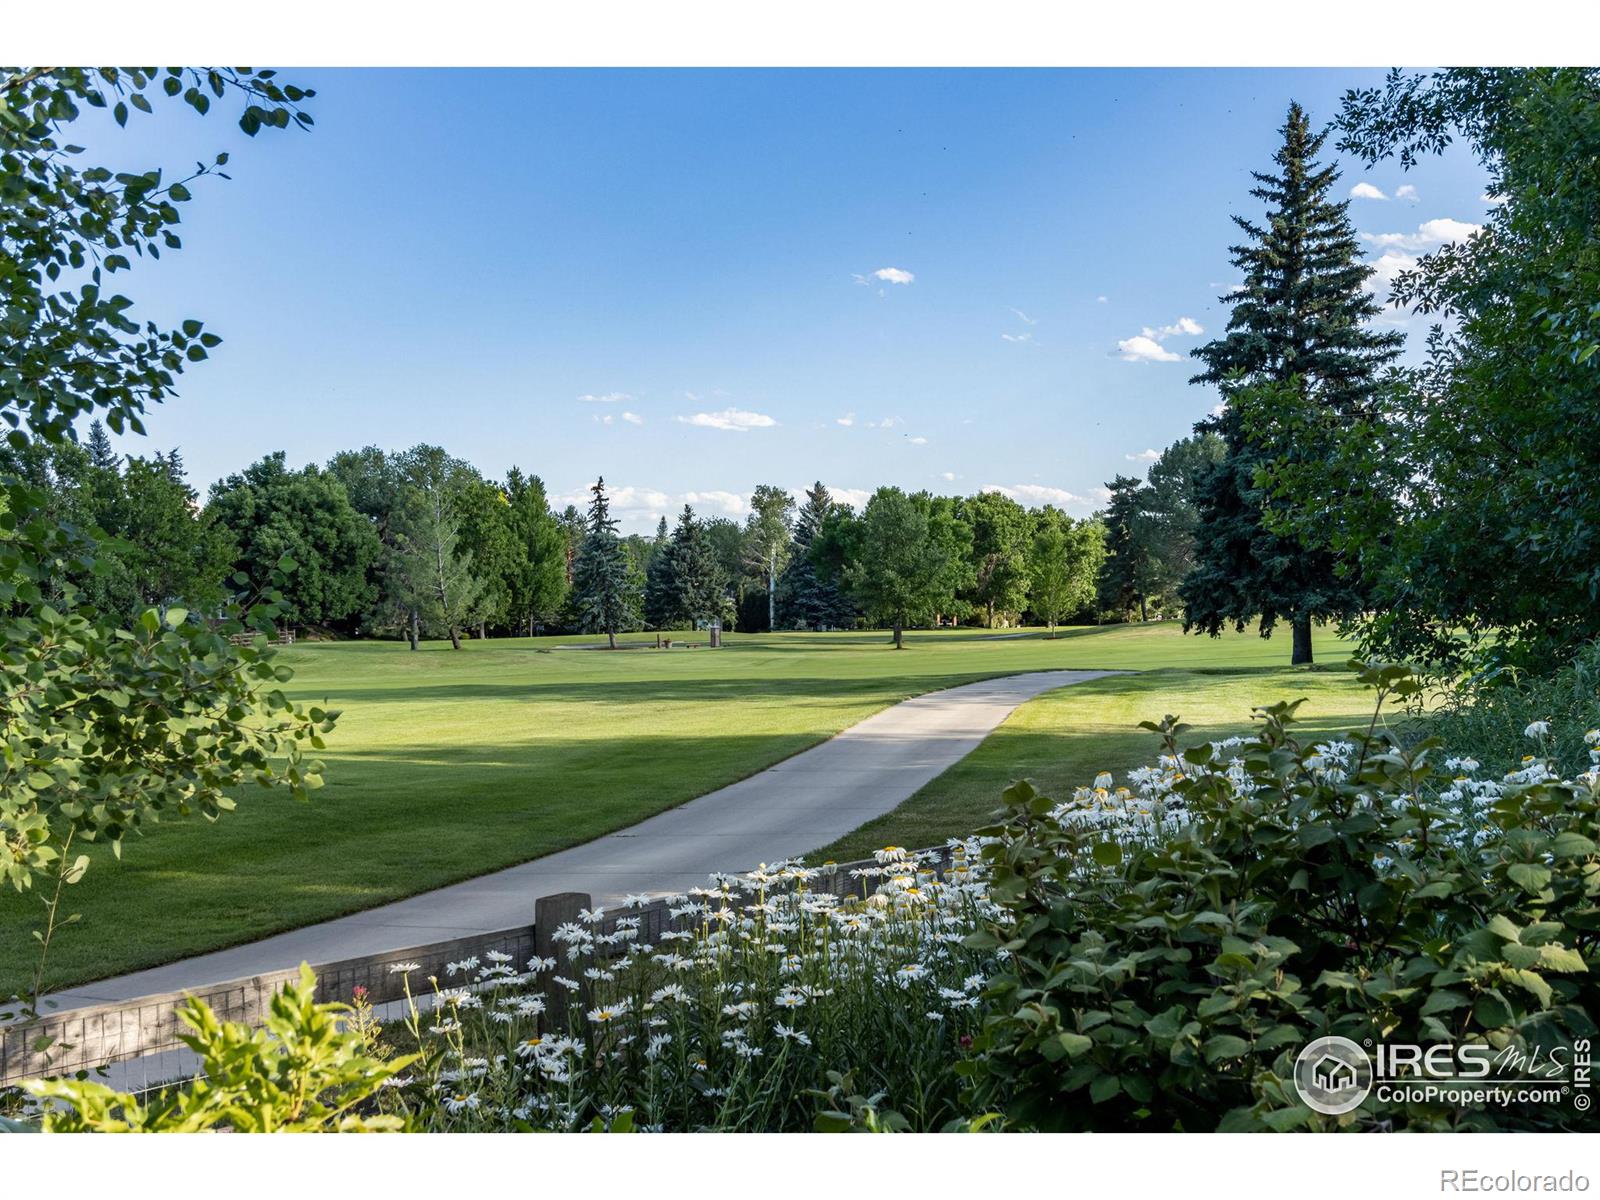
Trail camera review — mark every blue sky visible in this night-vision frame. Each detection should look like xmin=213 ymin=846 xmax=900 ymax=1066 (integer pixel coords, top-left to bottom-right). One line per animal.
xmin=100 ymin=68 xmax=1489 ymax=531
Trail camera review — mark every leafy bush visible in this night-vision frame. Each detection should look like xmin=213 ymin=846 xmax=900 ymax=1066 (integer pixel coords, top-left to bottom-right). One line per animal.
xmin=966 ymin=661 xmax=1597 ymax=1131
xmin=1414 ymin=638 xmax=1600 ymax=780
xmin=374 ymin=853 xmax=998 ymax=1131
xmin=23 ymin=966 xmax=412 ymax=1131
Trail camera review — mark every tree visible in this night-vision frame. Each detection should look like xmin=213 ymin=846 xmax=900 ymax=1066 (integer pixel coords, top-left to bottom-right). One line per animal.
xmin=847 ymin=487 xmax=960 ymax=649
xmin=1136 ymin=433 xmax=1225 ymax=614
xmin=455 ymin=475 xmax=521 ymax=638
xmin=571 ymin=477 xmax=637 ymax=649
xmin=645 ymin=505 xmax=730 ymax=633
xmin=503 ymin=468 xmax=567 ymax=637
xmin=741 ymin=484 xmax=795 ymax=633
xmin=204 ymin=453 xmax=380 ymax=630
xmin=1098 ymin=475 xmax=1154 ymax=622
xmin=1028 ymin=509 xmax=1106 ymax=635
xmin=1286 ymin=68 xmax=1600 ymax=674
xmin=389 ymin=445 xmax=484 ymax=651
xmin=1182 ymin=101 xmax=1404 ymax=665
xmin=84 ymin=420 xmax=118 ymax=471
xmin=775 ymin=482 xmax=853 ymax=630
xmin=0 ymin=67 xmax=327 ymax=1011
xmin=964 ymin=490 xmax=1033 ymax=627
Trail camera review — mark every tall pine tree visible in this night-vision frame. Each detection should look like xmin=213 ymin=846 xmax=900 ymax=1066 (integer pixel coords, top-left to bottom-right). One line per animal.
xmin=571 ymin=477 xmax=637 ymax=649
xmin=1098 ymin=474 xmax=1154 ymax=622
xmin=1181 ymin=101 xmax=1403 ymax=664
xmin=645 ymin=505 xmax=729 ymax=633
xmin=775 ymin=481 xmax=851 ymax=630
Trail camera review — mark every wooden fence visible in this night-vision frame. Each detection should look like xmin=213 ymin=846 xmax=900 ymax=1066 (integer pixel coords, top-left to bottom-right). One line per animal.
xmin=0 ymin=850 xmax=946 ymax=1092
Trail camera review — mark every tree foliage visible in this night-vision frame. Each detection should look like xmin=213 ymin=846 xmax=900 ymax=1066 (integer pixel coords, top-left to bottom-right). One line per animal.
xmin=1028 ymin=508 xmax=1105 ymax=635
xmin=1181 ymin=101 xmax=1403 ymax=665
xmin=204 ymin=453 xmax=380 ymax=628
xmin=1252 ymin=68 xmax=1600 ymax=675
xmin=0 ymin=67 xmax=329 ymax=1011
xmin=571 ymin=478 xmax=637 ymax=649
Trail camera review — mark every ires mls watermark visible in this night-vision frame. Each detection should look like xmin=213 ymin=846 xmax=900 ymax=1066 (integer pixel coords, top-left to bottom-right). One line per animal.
xmin=1292 ymin=1035 xmax=1592 ymax=1117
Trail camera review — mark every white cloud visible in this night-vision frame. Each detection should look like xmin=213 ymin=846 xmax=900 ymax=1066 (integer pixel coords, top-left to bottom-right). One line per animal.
xmin=1125 ymin=448 xmax=1160 ymax=463
xmin=552 ymin=484 xmax=755 ymax=530
xmin=1395 ymin=184 xmax=1419 ymax=202
xmin=1365 ymin=250 xmax=1421 ymax=310
xmin=863 ymin=416 xmax=902 ymax=429
xmin=1096 ymin=295 xmax=1109 ymax=304
xmin=1008 ymin=307 xmax=1038 ymax=325
xmin=941 ymin=471 xmax=957 ymax=482
xmin=830 ymin=487 xmax=873 ymax=510
xmin=1000 ymin=331 xmax=1034 ymax=343
xmin=1117 ymin=334 xmax=1181 ymax=363
xmin=1361 ymin=217 xmax=1483 ymax=251
xmin=981 ymin=483 xmax=1096 ymax=512
xmin=908 ymin=436 xmax=928 ymax=445
xmin=620 ymin=411 xmax=644 ymax=425
xmin=1152 ymin=316 xmax=1203 ymax=338
xmin=676 ymin=408 xmax=778 ymax=433
xmin=835 ymin=414 xmax=855 ymax=427
xmin=1118 ymin=314 xmax=1203 ymax=363
xmin=872 ymin=267 xmax=914 ymax=285
xmin=684 ymin=489 xmax=749 ymax=516
xmin=1350 ymin=182 xmax=1388 ymax=200
xmin=578 ymin=391 xmax=631 ymax=404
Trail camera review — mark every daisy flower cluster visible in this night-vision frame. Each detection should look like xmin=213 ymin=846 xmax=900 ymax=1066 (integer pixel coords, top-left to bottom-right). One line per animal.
xmin=375 ymin=840 xmax=1000 ymax=1132
xmin=1048 ymin=721 xmax=1600 ymax=861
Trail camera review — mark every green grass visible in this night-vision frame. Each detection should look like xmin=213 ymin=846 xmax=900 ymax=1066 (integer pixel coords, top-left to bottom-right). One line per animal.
xmin=1 ymin=621 xmax=1360 ymax=995
xmin=813 ymin=664 xmax=1383 ymax=863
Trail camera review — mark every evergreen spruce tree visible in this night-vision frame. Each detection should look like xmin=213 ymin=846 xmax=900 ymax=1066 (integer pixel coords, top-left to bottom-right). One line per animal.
xmin=643 ymin=514 xmax=679 ymax=630
xmin=571 ymin=476 xmax=637 ymax=649
xmin=85 ymin=419 xmax=119 ymax=471
xmin=775 ymin=482 xmax=851 ymax=630
xmin=1182 ymin=101 xmax=1404 ymax=665
xmin=645 ymin=506 xmax=729 ymax=633
xmin=1097 ymin=474 xmax=1153 ymax=622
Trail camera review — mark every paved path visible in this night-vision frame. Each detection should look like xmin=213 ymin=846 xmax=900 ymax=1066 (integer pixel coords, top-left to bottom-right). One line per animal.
xmin=49 ymin=669 xmax=1114 ymax=1010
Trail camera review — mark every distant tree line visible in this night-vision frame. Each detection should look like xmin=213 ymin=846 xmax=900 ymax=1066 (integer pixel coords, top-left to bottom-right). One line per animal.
xmin=4 ymin=437 xmax=1114 ymax=648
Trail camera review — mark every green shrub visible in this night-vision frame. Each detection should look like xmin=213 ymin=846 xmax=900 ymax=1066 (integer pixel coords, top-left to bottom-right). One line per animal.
xmin=966 ymin=662 xmax=1598 ymax=1131
xmin=1414 ymin=639 xmax=1600 ymax=779
xmin=25 ymin=965 xmax=413 ymax=1132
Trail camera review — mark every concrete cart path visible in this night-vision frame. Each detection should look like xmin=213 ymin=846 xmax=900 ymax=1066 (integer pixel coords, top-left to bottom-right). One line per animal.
xmin=49 ymin=669 xmax=1116 ymax=1010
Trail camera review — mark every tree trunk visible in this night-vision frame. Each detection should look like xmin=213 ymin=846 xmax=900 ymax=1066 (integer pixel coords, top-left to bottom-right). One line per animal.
xmin=527 ymin=614 xmax=535 ymax=638
xmin=767 ymin=549 xmax=776 ymax=632
xmin=408 ymin=607 xmax=419 ymax=651
xmin=1138 ymin=595 xmax=1147 ymax=623
xmin=478 ymin=620 xmax=486 ymax=641
xmin=607 ymin=628 xmax=617 ymax=650
xmin=448 ymin=625 xmax=462 ymax=651
xmin=892 ymin=619 xmax=904 ymax=650
xmin=987 ymin=600 xmax=995 ymax=629
xmin=1291 ymin=614 xmax=1313 ymax=665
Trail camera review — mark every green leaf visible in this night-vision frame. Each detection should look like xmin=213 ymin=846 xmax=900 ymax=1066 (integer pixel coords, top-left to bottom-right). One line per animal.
xmin=1507 ymin=863 xmax=1552 ymax=893
xmin=1203 ymin=1034 xmax=1250 ymax=1063
xmin=1056 ymin=1032 xmax=1093 ymax=1058
xmin=1092 ymin=840 xmax=1122 ymax=868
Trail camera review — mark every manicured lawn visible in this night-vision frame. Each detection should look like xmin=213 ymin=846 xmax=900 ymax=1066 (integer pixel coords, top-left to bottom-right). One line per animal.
xmin=1 ymin=621 xmax=1358 ymax=995
xmin=813 ymin=664 xmax=1383 ymax=862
